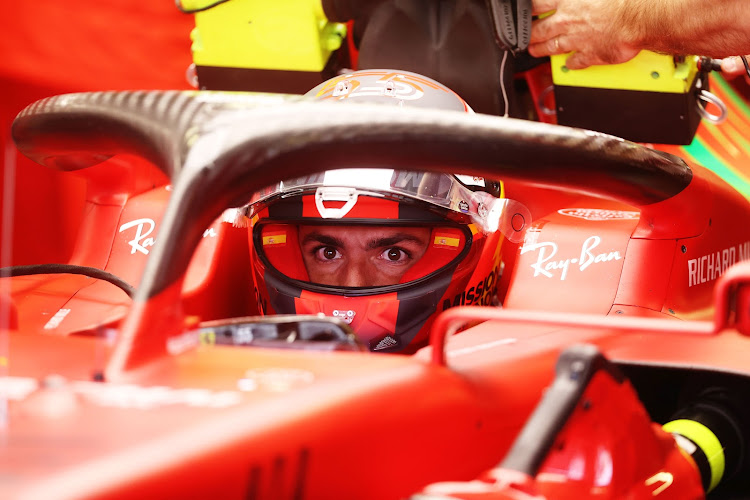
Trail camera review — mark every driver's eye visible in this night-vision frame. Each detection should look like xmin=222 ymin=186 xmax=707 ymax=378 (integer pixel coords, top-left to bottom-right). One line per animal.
xmin=381 ymin=247 xmax=410 ymax=262
xmin=386 ymin=248 xmax=402 ymax=261
xmin=321 ymin=247 xmax=338 ymax=260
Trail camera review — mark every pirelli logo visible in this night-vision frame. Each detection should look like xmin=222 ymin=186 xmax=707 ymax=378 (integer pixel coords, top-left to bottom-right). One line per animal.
xmin=263 ymin=232 xmax=287 ymax=246
xmin=434 ymin=234 xmax=460 ymax=248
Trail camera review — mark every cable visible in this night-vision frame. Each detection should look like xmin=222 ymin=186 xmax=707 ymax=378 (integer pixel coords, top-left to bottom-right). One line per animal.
xmin=499 ymin=50 xmax=509 ymax=117
xmin=0 ymin=264 xmax=135 ymax=298
xmin=175 ymin=0 xmax=230 ymax=14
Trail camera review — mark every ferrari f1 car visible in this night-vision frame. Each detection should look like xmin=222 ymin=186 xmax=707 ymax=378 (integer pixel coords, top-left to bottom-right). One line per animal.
xmin=4 ymin=2 xmax=750 ymax=500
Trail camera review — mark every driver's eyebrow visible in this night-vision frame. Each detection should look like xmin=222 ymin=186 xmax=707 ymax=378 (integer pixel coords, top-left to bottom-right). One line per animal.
xmin=366 ymin=234 xmax=427 ymax=250
xmin=301 ymin=232 xmax=345 ymax=247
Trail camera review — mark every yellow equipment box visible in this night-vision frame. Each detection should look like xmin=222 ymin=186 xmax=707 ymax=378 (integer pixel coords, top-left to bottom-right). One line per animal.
xmin=551 ymin=51 xmax=704 ymax=144
xmin=179 ymin=0 xmax=349 ymax=93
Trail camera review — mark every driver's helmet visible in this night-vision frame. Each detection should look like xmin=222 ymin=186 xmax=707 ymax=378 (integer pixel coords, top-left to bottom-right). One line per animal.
xmin=305 ymin=69 xmax=473 ymax=112
xmin=244 ymin=70 xmax=518 ymax=353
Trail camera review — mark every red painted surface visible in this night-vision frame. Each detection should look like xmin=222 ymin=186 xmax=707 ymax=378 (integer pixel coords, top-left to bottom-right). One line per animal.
xmin=4 ymin=10 xmax=750 ymax=499
xmin=0 ymin=2 xmax=194 ymax=266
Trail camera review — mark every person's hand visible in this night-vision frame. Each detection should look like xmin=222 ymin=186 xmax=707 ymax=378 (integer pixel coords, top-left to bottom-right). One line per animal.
xmin=528 ymin=0 xmax=640 ymax=69
xmin=721 ymin=56 xmax=750 ymax=85
xmin=721 ymin=56 xmax=749 ymax=76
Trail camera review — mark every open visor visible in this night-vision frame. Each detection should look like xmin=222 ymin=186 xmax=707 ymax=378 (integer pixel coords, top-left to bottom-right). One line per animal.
xmin=246 ymin=168 xmax=530 ymax=239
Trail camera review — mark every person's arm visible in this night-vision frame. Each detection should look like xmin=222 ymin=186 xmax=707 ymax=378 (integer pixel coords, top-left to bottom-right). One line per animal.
xmin=529 ymin=0 xmax=750 ymax=69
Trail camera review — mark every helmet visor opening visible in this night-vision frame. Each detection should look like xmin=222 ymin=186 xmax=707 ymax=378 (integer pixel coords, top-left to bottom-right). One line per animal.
xmin=256 ymin=222 xmax=471 ymax=289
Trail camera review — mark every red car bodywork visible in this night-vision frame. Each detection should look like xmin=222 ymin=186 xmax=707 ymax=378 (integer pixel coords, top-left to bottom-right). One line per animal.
xmin=3 ymin=70 xmax=750 ymax=500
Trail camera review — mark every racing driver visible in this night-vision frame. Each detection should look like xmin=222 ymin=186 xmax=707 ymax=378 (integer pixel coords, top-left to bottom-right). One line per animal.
xmin=242 ymin=70 xmax=524 ymax=353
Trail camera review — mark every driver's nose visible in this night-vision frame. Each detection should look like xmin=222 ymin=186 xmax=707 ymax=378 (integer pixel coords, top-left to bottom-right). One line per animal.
xmin=341 ymin=261 xmax=371 ymax=287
